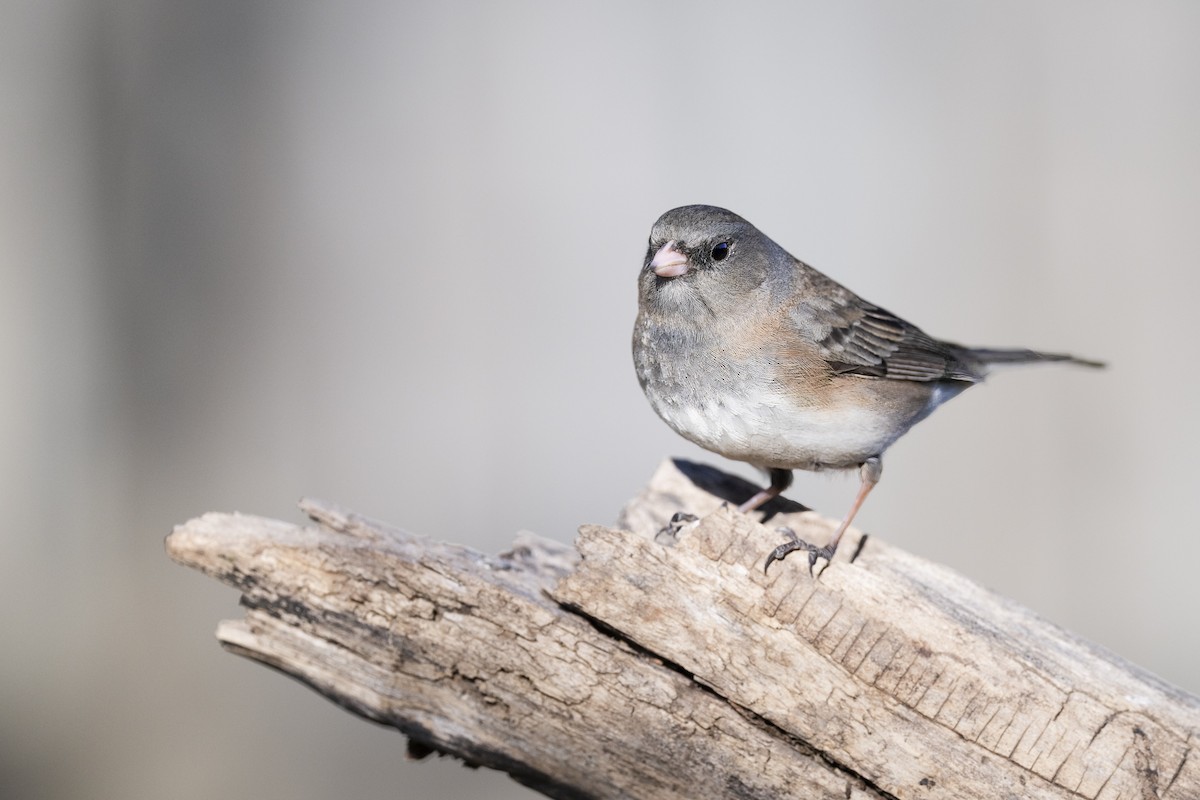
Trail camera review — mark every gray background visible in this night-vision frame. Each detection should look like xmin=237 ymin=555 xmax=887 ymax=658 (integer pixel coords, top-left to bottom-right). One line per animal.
xmin=4 ymin=2 xmax=1198 ymax=798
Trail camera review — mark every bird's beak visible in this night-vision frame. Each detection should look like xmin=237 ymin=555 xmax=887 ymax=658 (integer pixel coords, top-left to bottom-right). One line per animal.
xmin=650 ymin=241 xmax=690 ymax=278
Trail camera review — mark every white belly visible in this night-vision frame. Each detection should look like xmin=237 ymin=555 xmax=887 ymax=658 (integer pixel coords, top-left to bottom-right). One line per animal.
xmin=649 ymin=388 xmax=946 ymax=471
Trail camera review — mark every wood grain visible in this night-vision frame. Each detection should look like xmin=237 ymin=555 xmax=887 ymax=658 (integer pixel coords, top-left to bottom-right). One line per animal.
xmin=166 ymin=459 xmax=1200 ymax=799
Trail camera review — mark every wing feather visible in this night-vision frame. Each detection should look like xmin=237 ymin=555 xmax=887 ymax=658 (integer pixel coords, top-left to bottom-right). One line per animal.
xmin=790 ymin=275 xmax=984 ymax=383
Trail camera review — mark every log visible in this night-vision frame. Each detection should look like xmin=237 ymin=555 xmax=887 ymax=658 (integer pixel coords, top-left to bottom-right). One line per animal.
xmin=165 ymin=459 xmax=1200 ymax=800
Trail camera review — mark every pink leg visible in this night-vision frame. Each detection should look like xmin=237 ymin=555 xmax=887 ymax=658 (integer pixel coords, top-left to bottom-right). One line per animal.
xmin=739 ymin=468 xmax=793 ymax=513
xmin=765 ymin=457 xmax=881 ymax=576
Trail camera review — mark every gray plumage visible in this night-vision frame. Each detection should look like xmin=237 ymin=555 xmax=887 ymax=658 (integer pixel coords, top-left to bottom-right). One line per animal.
xmin=633 ymin=204 xmax=1104 ymax=574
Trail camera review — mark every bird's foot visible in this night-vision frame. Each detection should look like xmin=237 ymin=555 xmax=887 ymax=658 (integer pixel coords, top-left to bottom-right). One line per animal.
xmin=656 ymin=512 xmax=699 ymax=545
xmin=764 ymin=527 xmax=838 ymax=577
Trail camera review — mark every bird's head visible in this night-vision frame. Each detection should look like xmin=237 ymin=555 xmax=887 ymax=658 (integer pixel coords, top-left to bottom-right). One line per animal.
xmin=639 ymin=205 xmax=786 ymax=318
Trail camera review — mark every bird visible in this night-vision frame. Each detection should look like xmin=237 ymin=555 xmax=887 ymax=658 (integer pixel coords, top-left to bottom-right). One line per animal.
xmin=632 ymin=205 xmax=1104 ymax=575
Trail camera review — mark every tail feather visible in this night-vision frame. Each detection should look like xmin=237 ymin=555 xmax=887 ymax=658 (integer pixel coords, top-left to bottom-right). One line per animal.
xmin=965 ymin=347 xmax=1106 ymax=370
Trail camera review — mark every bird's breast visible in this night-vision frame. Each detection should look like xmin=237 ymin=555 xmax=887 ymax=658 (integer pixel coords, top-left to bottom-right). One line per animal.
xmin=635 ymin=316 xmax=952 ymax=470
xmin=646 ymin=388 xmax=909 ymax=471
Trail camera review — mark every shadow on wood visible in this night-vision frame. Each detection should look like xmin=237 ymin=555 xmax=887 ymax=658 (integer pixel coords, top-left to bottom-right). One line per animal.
xmin=166 ymin=459 xmax=1200 ymax=800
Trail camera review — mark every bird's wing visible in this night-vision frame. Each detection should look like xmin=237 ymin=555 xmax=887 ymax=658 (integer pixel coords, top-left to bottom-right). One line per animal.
xmin=793 ymin=278 xmax=983 ymax=382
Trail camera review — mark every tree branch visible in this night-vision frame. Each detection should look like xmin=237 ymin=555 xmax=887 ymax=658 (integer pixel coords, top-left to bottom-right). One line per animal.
xmin=166 ymin=459 xmax=1200 ymax=799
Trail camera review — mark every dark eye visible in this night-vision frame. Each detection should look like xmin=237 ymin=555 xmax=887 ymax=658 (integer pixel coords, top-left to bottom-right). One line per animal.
xmin=711 ymin=242 xmax=730 ymax=261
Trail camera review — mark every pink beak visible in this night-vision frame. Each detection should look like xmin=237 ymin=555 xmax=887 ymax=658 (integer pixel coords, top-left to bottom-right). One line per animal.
xmin=650 ymin=241 xmax=690 ymax=278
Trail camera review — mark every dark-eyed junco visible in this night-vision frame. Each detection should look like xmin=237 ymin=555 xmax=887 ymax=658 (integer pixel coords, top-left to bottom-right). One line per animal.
xmin=633 ymin=205 xmax=1103 ymax=575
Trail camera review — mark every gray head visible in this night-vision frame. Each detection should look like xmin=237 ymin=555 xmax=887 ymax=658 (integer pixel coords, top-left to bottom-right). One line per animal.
xmin=639 ymin=205 xmax=790 ymax=318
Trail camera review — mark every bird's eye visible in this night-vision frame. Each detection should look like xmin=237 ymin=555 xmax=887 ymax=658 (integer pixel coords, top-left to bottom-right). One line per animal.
xmin=711 ymin=242 xmax=730 ymax=261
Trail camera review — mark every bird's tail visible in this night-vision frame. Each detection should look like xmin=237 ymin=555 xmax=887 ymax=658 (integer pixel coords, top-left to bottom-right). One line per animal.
xmin=965 ymin=347 xmax=1106 ymax=370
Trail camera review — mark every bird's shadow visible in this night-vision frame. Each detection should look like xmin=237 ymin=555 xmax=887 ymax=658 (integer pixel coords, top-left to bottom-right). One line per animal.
xmin=671 ymin=458 xmax=809 ymax=523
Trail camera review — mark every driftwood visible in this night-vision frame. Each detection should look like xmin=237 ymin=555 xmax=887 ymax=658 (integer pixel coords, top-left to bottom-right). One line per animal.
xmin=166 ymin=459 xmax=1200 ymax=799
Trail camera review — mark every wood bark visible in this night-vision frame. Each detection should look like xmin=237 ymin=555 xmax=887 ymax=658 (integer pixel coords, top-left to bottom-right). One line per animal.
xmin=166 ymin=459 xmax=1200 ymax=800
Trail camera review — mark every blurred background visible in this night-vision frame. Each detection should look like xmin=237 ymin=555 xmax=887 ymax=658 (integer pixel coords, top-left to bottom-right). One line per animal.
xmin=3 ymin=1 xmax=1198 ymax=798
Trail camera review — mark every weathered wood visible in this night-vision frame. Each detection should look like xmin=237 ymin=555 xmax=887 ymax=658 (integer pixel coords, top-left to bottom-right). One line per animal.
xmin=166 ymin=459 xmax=1200 ymax=800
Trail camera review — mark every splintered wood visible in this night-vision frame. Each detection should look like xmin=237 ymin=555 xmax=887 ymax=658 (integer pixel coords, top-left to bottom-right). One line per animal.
xmin=167 ymin=459 xmax=1200 ymax=800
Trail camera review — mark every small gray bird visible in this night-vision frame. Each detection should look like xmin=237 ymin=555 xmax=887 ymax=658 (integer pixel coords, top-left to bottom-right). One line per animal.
xmin=632 ymin=205 xmax=1103 ymax=574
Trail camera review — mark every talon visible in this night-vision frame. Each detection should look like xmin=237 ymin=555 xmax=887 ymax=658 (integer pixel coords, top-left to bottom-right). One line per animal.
xmin=764 ymin=527 xmax=798 ymax=573
xmin=808 ymin=544 xmax=838 ymax=577
xmin=764 ymin=541 xmax=798 ymax=573
xmin=763 ymin=529 xmax=839 ymax=578
xmin=673 ymin=513 xmax=699 ymax=536
xmin=656 ymin=512 xmax=699 ymax=544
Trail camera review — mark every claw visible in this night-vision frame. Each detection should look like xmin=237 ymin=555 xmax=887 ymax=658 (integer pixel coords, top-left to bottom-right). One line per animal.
xmin=656 ymin=512 xmax=699 ymax=544
xmin=762 ymin=456 xmax=879 ymax=577
xmin=763 ymin=526 xmax=838 ymax=577
xmin=807 ymin=545 xmax=836 ymax=578
xmin=763 ymin=527 xmax=798 ymax=574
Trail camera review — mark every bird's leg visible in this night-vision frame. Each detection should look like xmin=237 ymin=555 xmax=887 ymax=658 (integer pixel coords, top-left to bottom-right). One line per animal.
xmin=739 ymin=468 xmax=794 ymax=513
xmin=765 ymin=457 xmax=881 ymax=577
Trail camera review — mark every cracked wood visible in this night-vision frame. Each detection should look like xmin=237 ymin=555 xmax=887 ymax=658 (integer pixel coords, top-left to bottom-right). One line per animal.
xmin=167 ymin=459 xmax=1200 ymax=800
